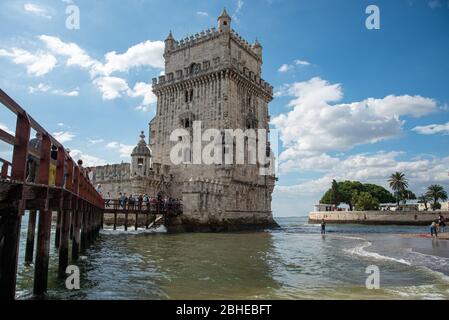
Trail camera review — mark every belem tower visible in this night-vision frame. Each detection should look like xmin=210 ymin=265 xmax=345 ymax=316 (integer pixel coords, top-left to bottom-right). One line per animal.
xmin=91 ymin=9 xmax=278 ymax=232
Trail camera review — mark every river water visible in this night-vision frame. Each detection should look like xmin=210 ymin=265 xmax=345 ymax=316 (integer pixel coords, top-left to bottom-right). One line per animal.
xmin=15 ymin=215 xmax=449 ymax=300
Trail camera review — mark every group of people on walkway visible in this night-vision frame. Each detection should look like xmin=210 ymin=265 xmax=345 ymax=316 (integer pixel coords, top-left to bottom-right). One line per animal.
xmin=105 ymin=192 xmax=182 ymax=215
xmin=430 ymin=214 xmax=446 ymax=237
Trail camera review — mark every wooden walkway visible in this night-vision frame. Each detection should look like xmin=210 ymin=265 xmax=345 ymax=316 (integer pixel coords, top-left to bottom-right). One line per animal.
xmin=103 ymin=199 xmax=182 ymax=231
xmin=0 ymin=89 xmax=104 ymax=300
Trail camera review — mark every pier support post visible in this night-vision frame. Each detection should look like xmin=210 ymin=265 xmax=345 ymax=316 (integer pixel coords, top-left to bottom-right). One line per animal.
xmin=135 ymin=213 xmax=138 ymax=230
xmin=25 ymin=210 xmax=37 ymax=263
xmin=58 ymin=209 xmax=71 ymax=278
xmin=145 ymin=212 xmax=149 ymax=229
xmin=72 ymin=202 xmax=81 ymax=260
xmin=113 ymin=212 xmax=117 ymax=230
xmin=80 ymin=202 xmax=88 ymax=250
xmin=125 ymin=212 xmax=128 ymax=231
xmin=0 ymin=208 xmax=23 ymax=300
xmin=54 ymin=210 xmax=62 ymax=249
xmin=33 ymin=209 xmax=52 ymax=297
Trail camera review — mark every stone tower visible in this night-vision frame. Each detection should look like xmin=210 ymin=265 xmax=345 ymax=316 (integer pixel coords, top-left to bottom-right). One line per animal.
xmin=150 ymin=9 xmax=277 ymax=231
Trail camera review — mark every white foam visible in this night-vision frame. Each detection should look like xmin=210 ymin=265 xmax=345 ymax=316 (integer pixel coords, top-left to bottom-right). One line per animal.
xmin=344 ymin=242 xmax=411 ymax=266
xmin=100 ymin=225 xmax=167 ymax=235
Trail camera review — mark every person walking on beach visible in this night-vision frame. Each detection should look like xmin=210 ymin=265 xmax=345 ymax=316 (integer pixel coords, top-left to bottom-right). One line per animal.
xmin=430 ymin=221 xmax=438 ymax=237
xmin=438 ymin=214 xmax=446 ymax=233
xmin=321 ymin=219 xmax=326 ymax=235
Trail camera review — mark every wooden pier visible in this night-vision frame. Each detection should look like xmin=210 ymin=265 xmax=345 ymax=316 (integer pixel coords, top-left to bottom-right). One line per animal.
xmin=0 ymin=89 xmax=183 ymax=300
xmin=0 ymin=89 xmax=104 ymax=300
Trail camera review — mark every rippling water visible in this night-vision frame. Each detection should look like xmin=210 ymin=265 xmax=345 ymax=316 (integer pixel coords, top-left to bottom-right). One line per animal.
xmin=15 ymin=215 xmax=449 ymax=300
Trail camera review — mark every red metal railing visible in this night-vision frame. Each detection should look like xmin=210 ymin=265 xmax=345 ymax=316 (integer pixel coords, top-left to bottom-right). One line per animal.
xmin=0 ymin=88 xmax=103 ymax=208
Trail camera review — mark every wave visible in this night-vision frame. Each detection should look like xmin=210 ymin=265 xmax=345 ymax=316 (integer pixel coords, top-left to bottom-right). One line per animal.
xmin=343 ymin=242 xmax=411 ymax=266
xmin=100 ymin=225 xmax=167 ymax=235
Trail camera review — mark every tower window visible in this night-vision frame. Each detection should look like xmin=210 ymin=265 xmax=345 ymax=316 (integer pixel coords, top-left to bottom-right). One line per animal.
xmin=137 ymin=158 xmax=143 ymax=167
xmin=190 ymin=89 xmax=194 ymax=102
xmin=185 ymin=90 xmax=189 ymax=103
xmin=223 ymin=21 xmax=227 ymax=26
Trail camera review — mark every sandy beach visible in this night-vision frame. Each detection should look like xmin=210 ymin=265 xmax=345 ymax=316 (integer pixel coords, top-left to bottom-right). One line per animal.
xmin=401 ymin=233 xmax=449 ymax=240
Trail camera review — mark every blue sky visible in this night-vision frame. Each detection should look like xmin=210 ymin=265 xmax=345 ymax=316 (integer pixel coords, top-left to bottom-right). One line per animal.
xmin=0 ymin=0 xmax=448 ymax=216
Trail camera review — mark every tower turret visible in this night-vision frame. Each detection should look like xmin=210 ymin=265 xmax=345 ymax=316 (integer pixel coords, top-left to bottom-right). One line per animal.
xmin=252 ymin=38 xmax=263 ymax=59
xmin=217 ymin=8 xmax=231 ymax=32
xmin=131 ymin=131 xmax=153 ymax=177
xmin=164 ymin=30 xmax=176 ymax=56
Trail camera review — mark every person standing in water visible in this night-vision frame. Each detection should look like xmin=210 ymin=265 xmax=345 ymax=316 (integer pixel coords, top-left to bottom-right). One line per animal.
xmin=430 ymin=221 xmax=438 ymax=238
xmin=321 ymin=219 xmax=326 ymax=235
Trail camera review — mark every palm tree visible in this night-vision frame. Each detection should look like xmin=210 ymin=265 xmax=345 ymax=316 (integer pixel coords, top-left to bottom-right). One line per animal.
xmin=388 ymin=172 xmax=408 ymax=207
xmin=426 ymin=185 xmax=448 ymax=210
xmin=418 ymin=194 xmax=430 ymax=211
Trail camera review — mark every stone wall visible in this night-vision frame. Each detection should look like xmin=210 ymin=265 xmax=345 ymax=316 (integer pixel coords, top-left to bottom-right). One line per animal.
xmin=308 ymin=211 xmax=448 ymax=225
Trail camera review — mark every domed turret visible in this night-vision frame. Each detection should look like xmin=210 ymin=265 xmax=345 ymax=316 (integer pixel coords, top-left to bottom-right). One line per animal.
xmin=131 ymin=131 xmax=152 ymax=177
xmin=217 ymin=8 xmax=231 ymax=32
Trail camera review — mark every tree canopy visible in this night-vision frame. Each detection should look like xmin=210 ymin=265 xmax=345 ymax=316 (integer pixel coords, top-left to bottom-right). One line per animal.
xmin=320 ymin=180 xmax=395 ymax=210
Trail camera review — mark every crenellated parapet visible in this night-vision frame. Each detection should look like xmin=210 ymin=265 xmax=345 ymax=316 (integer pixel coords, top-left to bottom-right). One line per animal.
xmin=152 ymin=63 xmax=273 ymax=100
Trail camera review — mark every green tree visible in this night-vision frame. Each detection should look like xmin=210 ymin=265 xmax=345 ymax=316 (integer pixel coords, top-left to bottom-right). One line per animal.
xmin=388 ymin=172 xmax=408 ymax=206
xmin=426 ymin=184 xmax=448 ymax=210
xmin=398 ymin=189 xmax=416 ymax=205
xmin=363 ymin=183 xmax=396 ymax=204
xmin=320 ymin=180 xmax=394 ymax=211
xmin=418 ymin=194 xmax=430 ymax=211
xmin=329 ymin=179 xmax=341 ymax=205
xmin=352 ymin=191 xmax=380 ymax=211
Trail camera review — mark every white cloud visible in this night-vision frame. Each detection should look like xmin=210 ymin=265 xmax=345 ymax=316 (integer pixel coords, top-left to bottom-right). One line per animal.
xmin=0 ymin=123 xmax=14 ymax=135
xmin=28 ymin=83 xmax=79 ymax=96
xmin=53 ymin=131 xmax=75 ymax=143
xmin=272 ymin=77 xmax=438 ymax=165
xmin=38 ymin=35 xmax=99 ymax=71
xmin=57 ymin=123 xmax=65 ymax=127
xmin=0 ymin=48 xmax=57 ymax=76
xmin=278 ymin=59 xmax=311 ymax=72
xmin=278 ymin=64 xmax=292 ymax=73
xmin=127 ymin=82 xmax=157 ymax=111
xmin=93 ymin=76 xmax=130 ymax=100
xmin=294 ymin=59 xmax=311 ymax=66
xmin=87 ymin=138 xmax=105 ymax=145
xmin=232 ymin=0 xmax=244 ymax=21
xmin=412 ymin=121 xmax=449 ymax=135
xmin=106 ymin=141 xmax=134 ymax=158
xmin=69 ymin=149 xmax=108 ymax=167
xmin=24 ymin=3 xmax=52 ymax=19
xmin=91 ymin=40 xmax=165 ymax=76
xmin=275 ymin=151 xmax=449 ymax=200
xmin=196 ymin=11 xmax=208 ymax=17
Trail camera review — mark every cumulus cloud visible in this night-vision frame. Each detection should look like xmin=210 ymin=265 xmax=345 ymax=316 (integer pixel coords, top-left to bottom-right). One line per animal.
xmin=24 ymin=3 xmax=52 ymax=19
xmin=272 ymin=77 xmax=437 ymax=163
xmin=0 ymin=48 xmax=57 ymax=76
xmin=106 ymin=141 xmax=134 ymax=158
xmin=93 ymin=76 xmax=130 ymax=100
xmin=128 ymin=82 xmax=157 ymax=111
xmin=0 ymin=123 xmax=14 ymax=135
xmin=69 ymin=149 xmax=108 ymax=167
xmin=278 ymin=64 xmax=292 ymax=73
xmin=29 ymin=83 xmax=79 ymax=96
xmin=38 ymin=35 xmax=99 ymax=71
xmin=53 ymin=131 xmax=75 ymax=143
xmin=196 ymin=11 xmax=209 ymax=16
xmin=36 ymin=35 xmax=163 ymax=107
xmin=278 ymin=59 xmax=311 ymax=72
xmin=412 ymin=121 xmax=449 ymax=135
xmin=92 ymin=40 xmax=164 ymax=76
xmin=275 ymin=151 xmax=449 ymax=198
